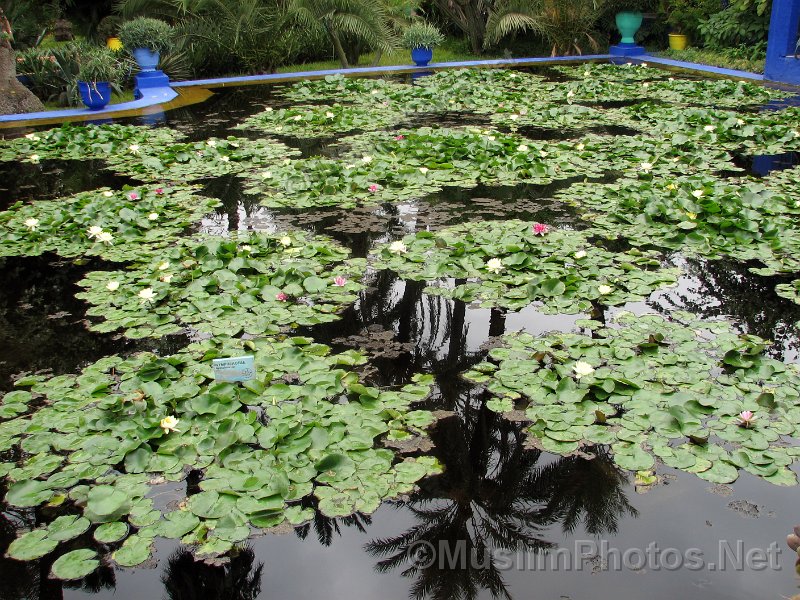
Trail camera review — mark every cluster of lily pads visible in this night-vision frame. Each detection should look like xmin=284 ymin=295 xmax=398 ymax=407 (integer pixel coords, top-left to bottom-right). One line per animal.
xmin=2 ymin=335 xmax=440 ymax=578
xmin=75 ymin=231 xmax=365 ymax=338
xmin=465 ymin=311 xmax=800 ymax=486
xmin=370 ymin=219 xmax=678 ymax=313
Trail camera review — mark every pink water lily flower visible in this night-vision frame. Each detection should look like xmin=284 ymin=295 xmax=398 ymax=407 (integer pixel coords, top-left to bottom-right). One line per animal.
xmin=276 ymin=292 xmax=289 ymax=302
xmin=128 ymin=192 xmax=139 ymax=200
xmin=532 ymin=223 xmax=550 ymax=236
xmin=737 ymin=410 xmax=756 ymax=428
xmin=394 ymin=135 xmax=405 ymax=141
xmin=154 ymin=187 xmax=164 ymax=195
xmin=369 ymin=184 xmax=379 ymax=192
xmin=333 ymin=276 xmax=347 ymax=287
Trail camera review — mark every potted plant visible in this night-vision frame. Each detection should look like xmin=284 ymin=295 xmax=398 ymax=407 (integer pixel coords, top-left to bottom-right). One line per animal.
xmin=76 ymin=47 xmax=121 ymax=110
xmin=660 ymin=0 xmax=715 ymax=50
xmin=118 ymin=17 xmax=172 ymax=72
xmin=402 ymin=21 xmax=444 ymax=67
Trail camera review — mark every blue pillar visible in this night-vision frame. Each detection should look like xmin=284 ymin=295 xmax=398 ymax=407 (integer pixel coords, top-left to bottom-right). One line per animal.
xmin=764 ymin=0 xmax=800 ymax=84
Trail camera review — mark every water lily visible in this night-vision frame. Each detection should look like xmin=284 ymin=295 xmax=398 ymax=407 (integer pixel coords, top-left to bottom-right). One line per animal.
xmin=737 ymin=119 xmax=745 ymax=126
xmin=486 ymin=258 xmax=504 ymax=274
xmin=97 ymin=231 xmax=113 ymax=244
xmin=241 ymin=245 xmax=252 ymax=252
xmin=129 ymin=144 xmax=140 ymax=154
xmin=160 ymin=274 xmax=173 ymax=283
xmin=368 ymin=184 xmax=379 ymax=192
xmin=206 ymin=139 xmax=217 ymax=147
xmin=128 ymin=192 xmax=139 ymax=200
xmin=155 ymin=188 xmax=164 ymax=195
xmin=640 ymin=162 xmax=653 ymax=172
xmin=738 ymin=410 xmax=756 ymax=428
xmin=220 ymin=156 xmax=230 ymax=162
xmin=325 ymin=111 xmax=335 ymax=118
xmin=160 ymin=415 xmax=180 ymax=433
xmin=333 ymin=276 xmax=347 ymax=287
xmin=686 ymin=212 xmax=697 ymax=220
xmin=576 ymin=143 xmax=585 ymax=151
xmin=641 ymin=62 xmax=648 ymax=68
xmin=265 ymin=107 xmax=273 ymax=112
xmin=24 ymin=133 xmax=39 ymax=141
xmin=102 ymin=191 xmax=114 ymax=197
xmin=573 ymin=361 xmax=595 ymax=379
xmin=598 ymin=284 xmax=613 ymax=295
xmin=148 ymin=213 xmax=159 ymax=221
xmin=642 ymin=82 xmax=650 ymax=88
xmin=487 ymin=135 xmax=496 ymax=141
xmin=362 ymin=155 xmax=373 ymax=163
xmin=509 ymin=114 xmax=519 ymax=121
xmin=261 ymin=171 xmax=272 ymax=179
xmin=691 ymin=190 xmax=704 ymax=198
xmin=703 ymin=125 xmax=715 ymax=132
xmin=532 ymin=223 xmax=549 ymax=236
xmin=106 ymin=281 xmax=120 ymax=291
xmin=279 ymin=236 xmax=292 ymax=247
xmin=293 ymin=115 xmax=303 ymax=121
xmin=158 ymin=261 xmax=170 ymax=271
xmin=517 ymin=144 xmax=529 ymax=152
xmin=419 ymin=167 xmax=429 ymax=174
xmin=566 ymin=90 xmax=575 ymax=98
xmin=87 ymin=226 xmax=104 ymax=239
xmin=389 ymin=240 xmax=407 ymax=254
xmin=30 ymin=154 xmax=40 ymax=163
xmin=276 ymin=292 xmax=289 ymax=302
xmin=395 ymin=135 xmax=405 ymax=141
xmin=539 ymin=151 xmax=548 ymax=158
xmin=138 ymin=288 xmax=156 ymax=303
xmin=574 ymin=250 xmax=587 ymax=259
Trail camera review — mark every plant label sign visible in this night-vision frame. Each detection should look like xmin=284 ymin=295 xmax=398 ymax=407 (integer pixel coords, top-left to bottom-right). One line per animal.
xmin=212 ymin=356 xmax=256 ymax=382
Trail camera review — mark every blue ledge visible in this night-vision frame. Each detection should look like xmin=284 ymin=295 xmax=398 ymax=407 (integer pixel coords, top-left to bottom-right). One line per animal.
xmin=633 ymin=55 xmax=764 ymax=81
xmin=0 ymin=85 xmax=178 ymax=123
xmin=171 ymin=55 xmax=614 ymax=88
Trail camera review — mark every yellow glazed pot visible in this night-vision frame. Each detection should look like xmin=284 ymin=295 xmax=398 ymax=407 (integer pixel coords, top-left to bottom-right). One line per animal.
xmin=668 ymin=33 xmax=688 ymax=51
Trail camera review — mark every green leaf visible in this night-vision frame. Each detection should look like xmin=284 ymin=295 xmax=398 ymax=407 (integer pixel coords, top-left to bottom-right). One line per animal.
xmin=50 ymin=549 xmax=99 ymax=580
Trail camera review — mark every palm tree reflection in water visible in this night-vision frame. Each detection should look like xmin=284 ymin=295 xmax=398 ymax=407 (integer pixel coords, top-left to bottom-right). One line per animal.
xmin=366 ymin=395 xmax=638 ymax=600
xmin=162 ymin=546 xmax=263 ymax=600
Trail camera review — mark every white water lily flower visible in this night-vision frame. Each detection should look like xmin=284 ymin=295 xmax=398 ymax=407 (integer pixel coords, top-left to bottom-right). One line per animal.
xmin=30 ymin=154 xmax=40 ymax=163
xmin=293 ymin=115 xmax=303 ymax=121
xmin=576 ymin=143 xmax=585 ymax=151
xmin=371 ymin=89 xmax=380 ymax=95
xmin=573 ymin=361 xmax=595 ymax=379
xmin=640 ymin=162 xmax=653 ymax=172
xmin=419 ymin=167 xmax=429 ymax=174
xmin=389 ymin=240 xmax=407 ymax=254
xmin=539 ymin=151 xmax=548 ymax=158
xmin=598 ymin=284 xmax=613 ymax=295
xmin=138 ymin=288 xmax=156 ymax=302
xmin=642 ymin=82 xmax=650 ymax=88
xmin=87 ymin=225 xmax=104 ymax=239
xmin=102 ymin=191 xmax=114 ymax=197
xmin=668 ymin=77 xmax=675 ymax=81
xmin=275 ymin=125 xmax=283 ymax=132
xmin=509 ymin=114 xmax=519 ymax=121
xmin=24 ymin=217 xmax=39 ymax=231
xmin=641 ymin=62 xmax=648 ymax=68
xmin=241 ymin=245 xmax=252 ymax=252
xmin=97 ymin=231 xmax=114 ymax=244
xmin=517 ymin=144 xmax=529 ymax=152
xmin=261 ymin=171 xmax=272 ymax=179
xmin=129 ymin=144 xmax=140 ymax=154
xmin=279 ymin=236 xmax=292 ymax=247
xmin=362 ymin=155 xmax=373 ymax=163
xmin=158 ymin=261 xmax=170 ymax=271
xmin=106 ymin=281 xmax=120 ymax=291
xmin=703 ymin=125 xmax=715 ymax=132
xmin=265 ymin=107 xmax=273 ymax=112
xmin=229 ymin=141 xmax=239 ymax=148
xmin=206 ymin=139 xmax=216 ymax=147
xmin=160 ymin=274 xmax=173 ymax=283
xmin=24 ymin=133 xmax=39 ymax=140
xmin=574 ymin=250 xmax=587 ymax=259
xmin=487 ymin=135 xmax=496 ymax=141
xmin=160 ymin=415 xmax=180 ymax=433
xmin=325 ymin=111 xmax=335 ymax=118
xmin=737 ymin=119 xmax=745 ymax=126
xmin=566 ymin=90 xmax=575 ymax=98
xmin=220 ymin=156 xmax=230 ymax=162
xmin=148 ymin=213 xmax=159 ymax=221
xmin=486 ymin=258 xmax=504 ymax=274
xmin=691 ymin=190 xmax=704 ymax=198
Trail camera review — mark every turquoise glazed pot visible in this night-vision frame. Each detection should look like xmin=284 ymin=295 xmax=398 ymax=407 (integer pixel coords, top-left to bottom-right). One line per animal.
xmin=615 ymin=11 xmax=643 ymax=45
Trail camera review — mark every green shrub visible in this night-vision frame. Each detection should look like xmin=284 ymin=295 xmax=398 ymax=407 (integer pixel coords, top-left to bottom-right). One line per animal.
xmin=96 ymin=15 xmax=123 ymax=41
xmin=118 ymin=17 xmax=173 ymax=54
xmin=401 ymin=21 xmax=445 ymax=49
xmin=660 ymin=0 xmax=719 ymax=38
xmin=77 ymin=47 xmax=122 ymax=84
xmin=698 ymin=5 xmax=770 ymax=49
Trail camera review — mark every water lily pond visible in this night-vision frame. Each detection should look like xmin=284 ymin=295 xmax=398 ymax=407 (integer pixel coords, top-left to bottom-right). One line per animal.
xmin=3 ymin=62 xmax=800 ymax=599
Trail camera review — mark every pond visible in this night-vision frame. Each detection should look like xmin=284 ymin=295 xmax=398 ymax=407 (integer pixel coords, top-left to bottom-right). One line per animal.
xmin=2 ymin=62 xmax=800 ymax=600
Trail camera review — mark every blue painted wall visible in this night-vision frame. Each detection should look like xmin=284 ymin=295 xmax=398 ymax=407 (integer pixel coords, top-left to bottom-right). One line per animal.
xmin=765 ymin=1 xmax=800 ymax=84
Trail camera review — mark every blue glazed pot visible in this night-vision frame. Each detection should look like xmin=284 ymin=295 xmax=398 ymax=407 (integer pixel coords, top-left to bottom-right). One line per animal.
xmin=411 ymin=47 xmax=433 ymax=67
xmin=615 ymin=11 xmax=643 ymax=45
xmin=78 ymin=81 xmax=112 ymax=110
xmin=132 ymin=47 xmax=160 ymax=72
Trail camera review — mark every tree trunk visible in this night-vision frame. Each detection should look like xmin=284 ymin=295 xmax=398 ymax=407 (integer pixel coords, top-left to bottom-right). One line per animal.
xmin=325 ymin=24 xmax=350 ymax=69
xmin=0 ymin=10 xmax=45 ymax=115
xmin=433 ymin=0 xmax=487 ymax=54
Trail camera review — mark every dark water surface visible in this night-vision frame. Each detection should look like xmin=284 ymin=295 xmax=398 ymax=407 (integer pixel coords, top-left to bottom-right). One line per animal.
xmin=2 ymin=71 xmax=800 ymax=600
